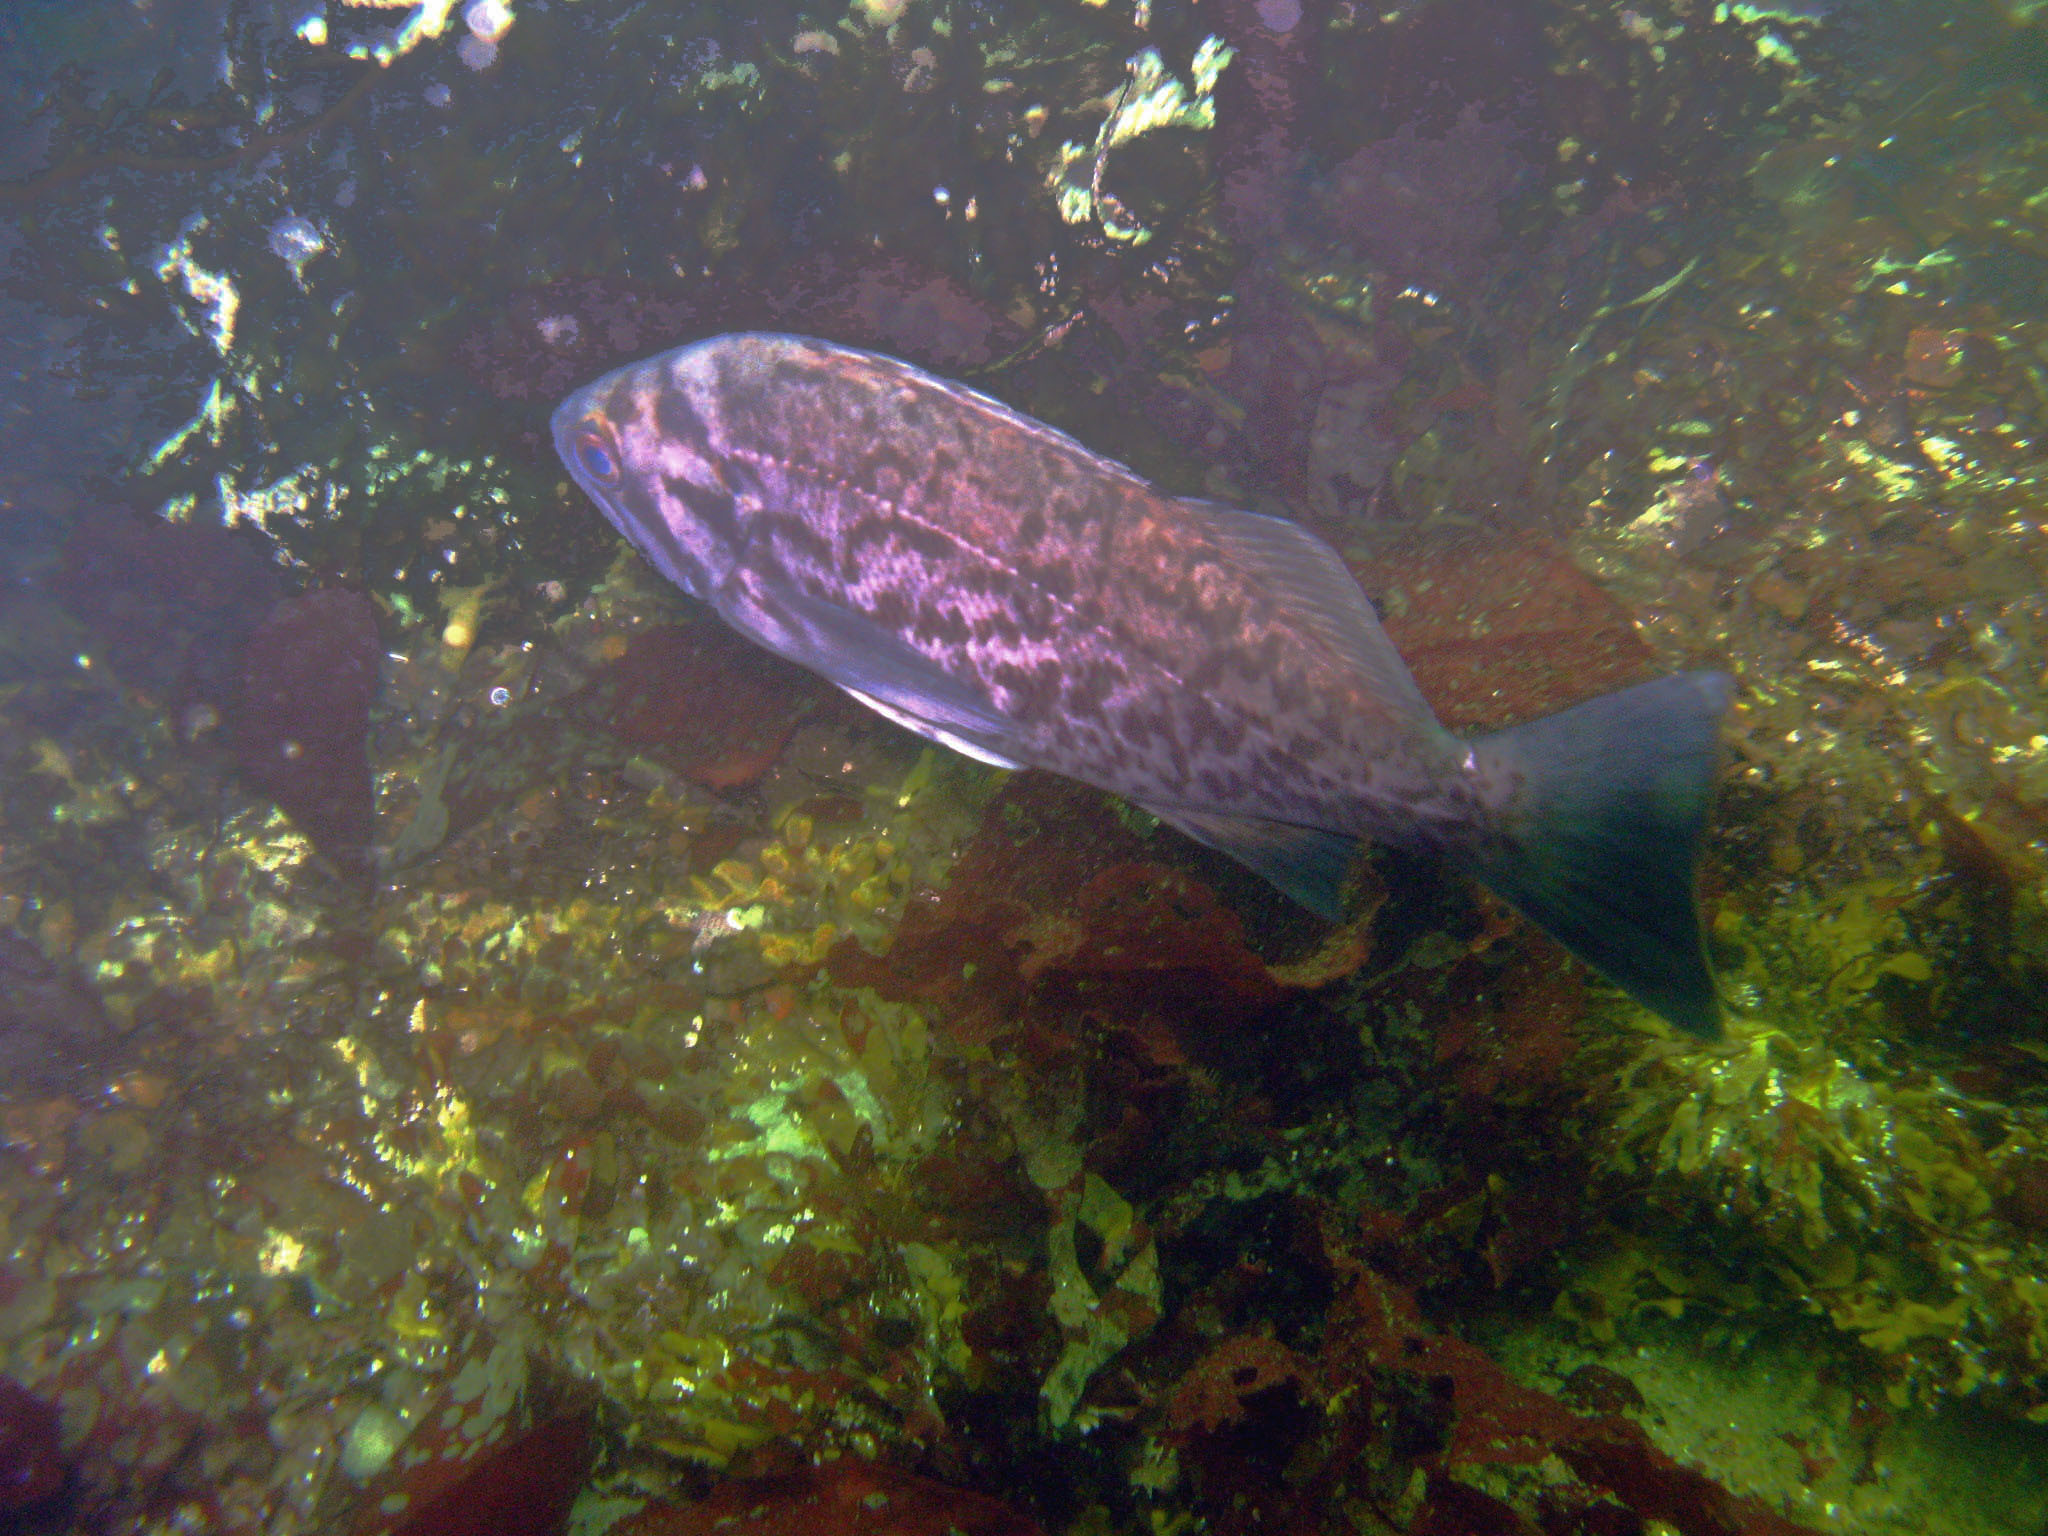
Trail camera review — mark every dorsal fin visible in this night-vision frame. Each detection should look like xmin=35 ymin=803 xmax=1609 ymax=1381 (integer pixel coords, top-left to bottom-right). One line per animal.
xmin=1180 ymin=499 xmax=1433 ymax=721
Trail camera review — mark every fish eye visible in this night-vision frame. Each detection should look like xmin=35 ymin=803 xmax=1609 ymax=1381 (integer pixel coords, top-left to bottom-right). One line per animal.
xmin=574 ymin=424 xmax=621 ymax=485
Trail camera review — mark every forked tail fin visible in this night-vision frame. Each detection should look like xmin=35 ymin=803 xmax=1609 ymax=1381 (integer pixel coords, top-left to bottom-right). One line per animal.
xmin=1459 ymin=671 xmax=1734 ymax=1037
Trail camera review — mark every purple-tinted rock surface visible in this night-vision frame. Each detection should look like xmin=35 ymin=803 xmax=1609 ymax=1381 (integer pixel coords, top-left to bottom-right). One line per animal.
xmin=235 ymin=589 xmax=381 ymax=864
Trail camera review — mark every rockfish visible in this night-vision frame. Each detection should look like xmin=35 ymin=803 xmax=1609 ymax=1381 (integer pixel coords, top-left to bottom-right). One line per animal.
xmin=554 ymin=333 xmax=1732 ymax=1036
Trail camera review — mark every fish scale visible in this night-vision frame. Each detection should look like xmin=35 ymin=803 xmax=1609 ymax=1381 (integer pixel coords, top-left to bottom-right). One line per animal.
xmin=557 ymin=332 xmax=1734 ymax=1037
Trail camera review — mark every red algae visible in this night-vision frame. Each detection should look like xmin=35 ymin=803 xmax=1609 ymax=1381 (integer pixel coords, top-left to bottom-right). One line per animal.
xmin=0 ymin=1374 xmax=66 ymax=1514
xmin=829 ymin=774 xmax=1377 ymax=1049
xmin=612 ymin=1461 xmax=1045 ymax=1536
xmin=1360 ymin=530 xmax=1659 ymax=733
xmin=581 ymin=623 xmax=826 ymax=790
xmin=379 ymin=1403 xmax=594 ymax=1536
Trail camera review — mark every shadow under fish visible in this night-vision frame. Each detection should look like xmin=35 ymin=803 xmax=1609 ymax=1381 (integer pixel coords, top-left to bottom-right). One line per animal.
xmin=553 ymin=333 xmax=1732 ymax=1037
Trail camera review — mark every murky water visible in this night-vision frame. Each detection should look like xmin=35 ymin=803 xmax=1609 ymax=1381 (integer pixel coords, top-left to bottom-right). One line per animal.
xmin=3 ymin=2 xmax=2048 ymax=1533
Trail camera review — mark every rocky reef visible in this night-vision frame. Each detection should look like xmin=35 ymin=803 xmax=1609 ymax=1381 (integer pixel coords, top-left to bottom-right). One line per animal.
xmin=2 ymin=1 xmax=2046 ymax=1533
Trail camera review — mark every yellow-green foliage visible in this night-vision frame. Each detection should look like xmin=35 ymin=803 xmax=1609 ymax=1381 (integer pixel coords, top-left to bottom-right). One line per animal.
xmin=1595 ymin=1018 xmax=2048 ymax=1414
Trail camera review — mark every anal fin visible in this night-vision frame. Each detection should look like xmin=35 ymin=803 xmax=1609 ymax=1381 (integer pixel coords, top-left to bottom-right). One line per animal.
xmin=1146 ymin=805 xmax=1361 ymax=919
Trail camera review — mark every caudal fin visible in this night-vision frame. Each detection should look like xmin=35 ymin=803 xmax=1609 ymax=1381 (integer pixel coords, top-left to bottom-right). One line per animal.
xmin=1460 ymin=671 xmax=1734 ymax=1038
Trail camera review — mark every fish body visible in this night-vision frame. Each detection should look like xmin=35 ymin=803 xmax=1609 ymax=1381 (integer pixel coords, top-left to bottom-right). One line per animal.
xmin=555 ymin=333 xmax=1732 ymax=1035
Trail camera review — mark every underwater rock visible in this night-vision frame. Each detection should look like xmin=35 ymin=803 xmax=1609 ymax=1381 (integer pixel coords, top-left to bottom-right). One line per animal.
xmin=1362 ymin=0 xmax=1554 ymax=137
xmin=1323 ymin=107 xmax=1535 ymax=303
xmin=0 ymin=1374 xmax=67 ymax=1517
xmin=1011 ymin=861 xmax=1288 ymax=1004
xmin=1211 ymin=0 xmax=1317 ymax=238
xmin=1303 ymin=361 xmax=1408 ymax=520
xmin=797 ymin=257 xmax=1005 ymax=369
xmin=51 ymin=509 xmax=383 ymax=864
xmin=457 ymin=276 xmax=703 ymax=404
xmin=0 ymin=926 xmax=112 ymax=1093
xmin=459 ymin=256 xmax=1011 ymax=410
xmin=1330 ymin=1267 xmax=1585 ymax=1468
xmin=1198 ymin=288 xmax=1331 ymax=507
xmin=1901 ymin=327 xmax=1974 ymax=389
xmin=235 ymin=589 xmax=380 ymax=864
xmin=52 ymin=508 xmax=282 ymax=721
xmin=1358 ymin=530 xmax=1658 ymax=732
xmin=581 ymin=624 xmax=824 ymax=790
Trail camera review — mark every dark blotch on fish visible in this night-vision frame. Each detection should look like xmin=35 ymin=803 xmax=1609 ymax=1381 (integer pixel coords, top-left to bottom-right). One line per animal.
xmin=555 ymin=333 xmax=1733 ymax=1036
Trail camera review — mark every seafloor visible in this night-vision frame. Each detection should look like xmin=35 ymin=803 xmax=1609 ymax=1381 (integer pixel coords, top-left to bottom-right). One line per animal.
xmin=2 ymin=1 xmax=2047 ymax=1533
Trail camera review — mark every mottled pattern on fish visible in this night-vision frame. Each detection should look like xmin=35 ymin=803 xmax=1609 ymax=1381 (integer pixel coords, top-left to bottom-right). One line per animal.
xmin=556 ymin=332 xmax=1479 ymax=850
xmin=555 ymin=332 xmax=1732 ymax=1036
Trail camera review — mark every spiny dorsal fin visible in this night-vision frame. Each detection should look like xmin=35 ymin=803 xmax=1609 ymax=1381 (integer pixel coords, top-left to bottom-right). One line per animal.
xmin=1180 ymin=499 xmax=1433 ymax=721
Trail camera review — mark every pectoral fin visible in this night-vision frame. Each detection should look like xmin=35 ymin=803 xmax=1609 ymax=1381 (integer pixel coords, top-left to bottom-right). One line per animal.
xmin=716 ymin=568 xmax=1028 ymax=768
xmin=838 ymin=685 xmax=1024 ymax=769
